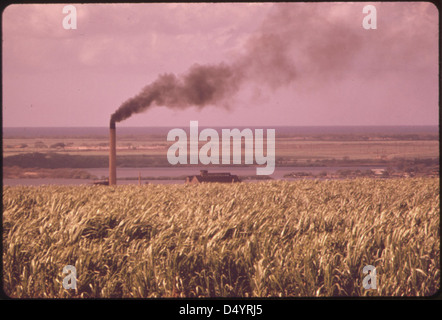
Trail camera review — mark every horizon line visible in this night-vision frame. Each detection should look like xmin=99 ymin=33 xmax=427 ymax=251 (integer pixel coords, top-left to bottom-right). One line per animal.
xmin=3 ymin=124 xmax=439 ymax=129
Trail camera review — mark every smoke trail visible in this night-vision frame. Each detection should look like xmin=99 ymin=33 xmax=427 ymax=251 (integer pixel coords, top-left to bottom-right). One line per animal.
xmin=111 ymin=62 xmax=244 ymax=123
xmin=113 ymin=2 xmax=402 ymax=123
xmin=111 ymin=16 xmax=297 ymax=123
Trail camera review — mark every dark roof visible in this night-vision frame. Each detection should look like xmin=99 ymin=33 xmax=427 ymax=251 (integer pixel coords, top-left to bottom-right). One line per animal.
xmin=186 ymin=172 xmax=240 ymax=183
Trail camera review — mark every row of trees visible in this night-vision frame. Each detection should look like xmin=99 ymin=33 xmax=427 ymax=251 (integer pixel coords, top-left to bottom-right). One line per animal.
xmin=3 ymin=152 xmax=171 ymax=168
xmin=6 ymin=142 xmax=73 ymax=149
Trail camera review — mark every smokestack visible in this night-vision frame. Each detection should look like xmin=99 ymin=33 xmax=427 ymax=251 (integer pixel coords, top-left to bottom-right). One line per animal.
xmin=109 ymin=119 xmax=116 ymax=185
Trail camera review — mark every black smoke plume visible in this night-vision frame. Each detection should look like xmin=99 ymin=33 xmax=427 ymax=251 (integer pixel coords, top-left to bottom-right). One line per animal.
xmin=111 ymin=2 xmax=435 ymax=124
xmin=111 ymin=29 xmax=296 ymax=123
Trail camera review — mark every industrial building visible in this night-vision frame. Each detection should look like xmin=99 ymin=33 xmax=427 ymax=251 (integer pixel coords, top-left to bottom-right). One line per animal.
xmin=185 ymin=170 xmax=240 ymax=184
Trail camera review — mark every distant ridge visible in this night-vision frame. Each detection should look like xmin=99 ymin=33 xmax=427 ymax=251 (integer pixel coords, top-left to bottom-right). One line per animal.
xmin=2 ymin=125 xmax=438 ymax=138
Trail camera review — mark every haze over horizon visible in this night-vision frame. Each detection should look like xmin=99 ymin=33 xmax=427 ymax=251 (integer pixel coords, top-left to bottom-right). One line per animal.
xmin=2 ymin=3 xmax=439 ymax=128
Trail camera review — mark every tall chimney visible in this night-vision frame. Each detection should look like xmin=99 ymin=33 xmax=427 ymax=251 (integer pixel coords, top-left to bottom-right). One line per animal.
xmin=109 ymin=119 xmax=117 ymax=185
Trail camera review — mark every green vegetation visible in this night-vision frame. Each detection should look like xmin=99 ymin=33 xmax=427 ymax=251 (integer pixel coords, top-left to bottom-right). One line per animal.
xmin=3 ymin=166 xmax=97 ymax=179
xmin=2 ymin=152 xmax=169 ymax=168
xmin=3 ymin=178 xmax=439 ymax=298
xmin=3 ymin=152 xmax=439 ymax=177
xmin=3 ymin=130 xmax=439 ymax=170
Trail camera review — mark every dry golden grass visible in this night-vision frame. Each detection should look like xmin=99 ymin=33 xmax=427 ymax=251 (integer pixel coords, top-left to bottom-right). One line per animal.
xmin=2 ymin=178 xmax=439 ymax=298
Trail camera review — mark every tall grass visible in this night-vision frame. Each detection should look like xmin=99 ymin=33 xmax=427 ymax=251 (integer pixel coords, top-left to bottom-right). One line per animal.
xmin=2 ymin=178 xmax=439 ymax=298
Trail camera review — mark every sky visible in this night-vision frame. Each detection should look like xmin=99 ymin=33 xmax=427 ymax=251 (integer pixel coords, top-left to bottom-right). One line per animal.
xmin=2 ymin=2 xmax=439 ymax=127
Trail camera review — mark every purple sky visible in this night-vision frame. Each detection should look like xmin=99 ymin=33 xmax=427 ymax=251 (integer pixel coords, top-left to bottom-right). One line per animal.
xmin=2 ymin=2 xmax=439 ymax=127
